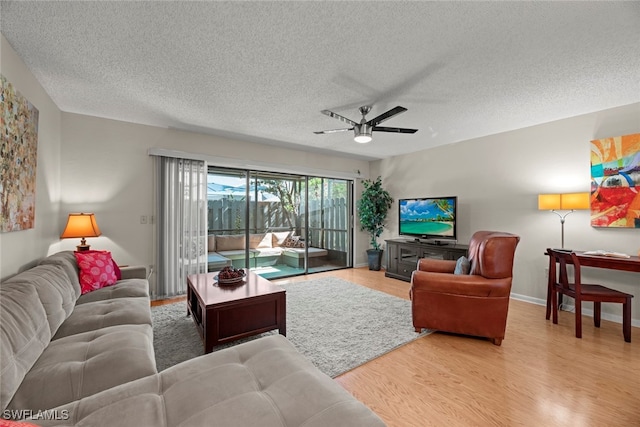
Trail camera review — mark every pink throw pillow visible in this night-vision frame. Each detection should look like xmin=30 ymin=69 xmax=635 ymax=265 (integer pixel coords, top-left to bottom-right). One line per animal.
xmin=0 ymin=421 xmax=41 ymax=427
xmin=74 ymin=250 xmax=118 ymax=294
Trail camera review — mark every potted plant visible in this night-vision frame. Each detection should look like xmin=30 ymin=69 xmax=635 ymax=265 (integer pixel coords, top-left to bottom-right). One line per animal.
xmin=357 ymin=176 xmax=393 ymax=270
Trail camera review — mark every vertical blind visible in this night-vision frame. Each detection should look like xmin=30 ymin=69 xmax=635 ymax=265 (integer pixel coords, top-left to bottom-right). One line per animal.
xmin=154 ymin=156 xmax=207 ymax=299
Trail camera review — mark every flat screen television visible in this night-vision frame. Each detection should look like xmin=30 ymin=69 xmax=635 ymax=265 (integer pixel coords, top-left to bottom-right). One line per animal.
xmin=399 ymin=196 xmax=457 ymax=243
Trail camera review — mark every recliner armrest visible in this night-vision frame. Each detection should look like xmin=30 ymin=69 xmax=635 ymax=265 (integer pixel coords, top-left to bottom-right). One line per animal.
xmin=120 ymin=265 xmax=147 ymax=280
xmin=417 ymin=258 xmax=456 ymax=273
xmin=411 ymin=270 xmax=511 ymax=297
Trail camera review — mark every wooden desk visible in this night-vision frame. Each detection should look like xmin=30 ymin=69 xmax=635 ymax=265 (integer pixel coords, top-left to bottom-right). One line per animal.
xmin=574 ymin=252 xmax=640 ymax=273
xmin=545 ymin=250 xmax=640 ymax=319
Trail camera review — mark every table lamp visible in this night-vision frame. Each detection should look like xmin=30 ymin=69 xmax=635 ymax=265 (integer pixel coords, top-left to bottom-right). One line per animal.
xmin=538 ymin=193 xmax=590 ymax=248
xmin=60 ymin=213 xmax=102 ymax=251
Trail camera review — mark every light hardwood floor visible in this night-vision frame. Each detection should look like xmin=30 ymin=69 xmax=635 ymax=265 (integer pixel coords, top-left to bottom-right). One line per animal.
xmin=154 ymin=268 xmax=639 ymax=426
xmin=274 ymin=268 xmax=640 ymax=427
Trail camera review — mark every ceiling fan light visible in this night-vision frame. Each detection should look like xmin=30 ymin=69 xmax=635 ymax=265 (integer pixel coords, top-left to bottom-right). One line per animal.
xmin=354 ymin=134 xmax=372 ymax=143
xmin=354 ymin=123 xmax=372 ymax=143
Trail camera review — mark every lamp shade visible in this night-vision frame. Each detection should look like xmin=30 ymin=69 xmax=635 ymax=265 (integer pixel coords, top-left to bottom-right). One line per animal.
xmin=538 ymin=194 xmax=561 ymax=210
xmin=61 ymin=213 xmax=101 ymax=238
xmin=560 ymin=192 xmax=590 ymax=210
xmin=538 ymin=193 xmax=590 ymax=210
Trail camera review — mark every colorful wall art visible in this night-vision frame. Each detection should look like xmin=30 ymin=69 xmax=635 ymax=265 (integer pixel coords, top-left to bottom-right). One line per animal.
xmin=590 ymin=133 xmax=640 ymax=228
xmin=1 ymin=74 xmax=39 ymax=232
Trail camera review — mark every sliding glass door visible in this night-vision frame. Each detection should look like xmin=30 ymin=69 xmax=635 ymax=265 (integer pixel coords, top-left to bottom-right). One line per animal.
xmin=207 ymin=167 xmax=352 ymax=279
xmin=305 ymin=177 xmax=351 ymax=272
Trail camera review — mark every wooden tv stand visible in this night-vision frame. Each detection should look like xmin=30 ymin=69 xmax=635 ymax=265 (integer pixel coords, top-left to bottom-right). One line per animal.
xmin=385 ymin=238 xmax=468 ymax=282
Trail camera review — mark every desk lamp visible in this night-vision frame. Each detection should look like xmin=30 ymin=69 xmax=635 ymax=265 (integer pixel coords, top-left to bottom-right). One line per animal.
xmin=538 ymin=193 xmax=590 ymax=248
xmin=60 ymin=213 xmax=102 ymax=251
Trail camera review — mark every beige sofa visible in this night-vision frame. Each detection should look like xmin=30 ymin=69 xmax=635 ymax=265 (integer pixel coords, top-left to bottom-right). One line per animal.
xmin=1 ymin=251 xmax=384 ymax=426
xmin=208 ymin=231 xmax=329 ymax=270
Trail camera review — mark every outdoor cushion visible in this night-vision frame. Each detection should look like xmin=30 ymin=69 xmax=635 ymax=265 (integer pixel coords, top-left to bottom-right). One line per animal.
xmin=282 ymin=247 xmax=329 ymax=259
xmin=207 ymin=252 xmax=232 ymax=271
xmin=0 ymin=282 xmax=51 ymax=412
xmin=7 ymin=324 xmax=156 ymax=412
xmin=216 ymin=249 xmax=256 ymax=260
xmin=75 ymin=279 xmax=149 ymax=304
xmin=215 ymin=235 xmax=245 ymax=251
xmin=250 ymin=233 xmax=272 ymax=248
xmin=252 ymin=247 xmax=284 ymax=257
xmin=271 ymin=230 xmax=291 ymax=246
xmin=30 ymin=335 xmax=384 ymax=427
xmin=52 ymin=297 xmax=152 ymax=340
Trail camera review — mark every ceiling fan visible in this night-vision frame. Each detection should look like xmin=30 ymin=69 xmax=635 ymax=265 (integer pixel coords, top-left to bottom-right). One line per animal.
xmin=314 ymin=105 xmax=418 ymax=143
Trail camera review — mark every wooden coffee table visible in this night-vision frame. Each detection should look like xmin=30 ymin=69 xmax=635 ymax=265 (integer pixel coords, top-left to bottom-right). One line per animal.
xmin=186 ymin=271 xmax=286 ymax=353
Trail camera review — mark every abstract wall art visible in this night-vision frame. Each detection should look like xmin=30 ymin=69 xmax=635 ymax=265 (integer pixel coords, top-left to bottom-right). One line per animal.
xmin=590 ymin=133 xmax=640 ymax=228
xmin=1 ymin=74 xmax=39 ymax=233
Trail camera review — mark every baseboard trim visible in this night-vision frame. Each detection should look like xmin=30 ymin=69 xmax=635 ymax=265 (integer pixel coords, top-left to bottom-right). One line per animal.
xmin=510 ymin=292 xmax=640 ymax=328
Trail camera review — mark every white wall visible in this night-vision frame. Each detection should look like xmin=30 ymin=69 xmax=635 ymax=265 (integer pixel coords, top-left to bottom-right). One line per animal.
xmin=373 ymin=102 xmax=640 ymax=323
xmin=0 ymin=35 xmax=62 ymax=280
xmin=58 ymin=113 xmax=372 ymax=287
xmin=3 ymin=31 xmax=638 ymax=325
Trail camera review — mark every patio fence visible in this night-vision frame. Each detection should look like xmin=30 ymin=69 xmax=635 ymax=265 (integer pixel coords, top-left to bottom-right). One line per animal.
xmin=207 ymin=197 xmax=348 ymax=252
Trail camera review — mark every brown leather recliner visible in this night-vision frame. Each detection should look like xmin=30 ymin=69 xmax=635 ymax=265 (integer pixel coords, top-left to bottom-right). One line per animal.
xmin=410 ymin=231 xmax=520 ymax=346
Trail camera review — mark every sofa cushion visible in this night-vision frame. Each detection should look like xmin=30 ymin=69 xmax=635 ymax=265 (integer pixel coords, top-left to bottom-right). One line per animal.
xmin=250 ymin=233 xmax=272 ymax=249
xmin=207 ymin=252 xmax=231 ymax=271
xmin=283 ymin=235 xmax=306 ymax=248
xmin=282 ymin=247 xmax=328 ymax=259
xmin=252 ymin=247 xmax=284 ymax=258
xmin=207 ymin=234 xmax=216 ymax=252
xmin=216 ymin=249 xmax=255 ymax=260
xmin=3 ymin=264 xmax=77 ymax=336
xmin=74 ymin=251 xmax=118 ymax=294
xmin=454 ymin=256 xmax=470 ymax=275
xmin=119 ymin=265 xmax=147 ymax=280
xmin=215 ymin=235 xmax=245 ymax=251
xmin=52 ymin=297 xmax=152 ymax=340
xmin=75 ymin=279 xmax=149 ymax=304
xmin=30 ymin=335 xmax=384 ymax=427
xmin=271 ymin=231 xmax=291 ymax=247
xmin=8 ymin=324 xmax=156 ymax=412
xmin=0 ymin=282 xmax=51 ymax=412
xmin=37 ymin=251 xmax=81 ymax=299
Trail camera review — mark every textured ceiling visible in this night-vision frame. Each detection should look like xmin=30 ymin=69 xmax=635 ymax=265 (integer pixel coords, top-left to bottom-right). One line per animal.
xmin=1 ymin=1 xmax=639 ymax=161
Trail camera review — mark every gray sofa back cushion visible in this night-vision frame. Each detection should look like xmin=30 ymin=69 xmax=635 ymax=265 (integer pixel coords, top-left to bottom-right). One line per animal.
xmin=4 ymin=264 xmax=78 ymax=336
xmin=0 ymin=282 xmax=51 ymax=411
xmin=38 ymin=251 xmax=81 ymax=299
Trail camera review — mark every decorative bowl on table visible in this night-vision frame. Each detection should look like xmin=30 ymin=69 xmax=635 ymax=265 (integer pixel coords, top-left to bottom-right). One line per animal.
xmin=214 ymin=266 xmax=246 ymax=286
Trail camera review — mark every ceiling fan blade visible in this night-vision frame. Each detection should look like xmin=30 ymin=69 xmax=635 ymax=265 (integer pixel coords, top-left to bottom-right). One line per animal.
xmin=373 ymin=126 xmax=418 ymax=134
xmin=314 ymin=127 xmax=354 ymax=134
xmin=367 ymin=106 xmax=408 ymax=126
xmin=321 ymin=110 xmax=358 ymax=127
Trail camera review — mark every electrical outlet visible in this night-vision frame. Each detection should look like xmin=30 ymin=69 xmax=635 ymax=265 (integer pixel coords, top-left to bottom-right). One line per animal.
xmin=149 ymin=215 xmax=155 ymax=224
xmin=140 ymin=215 xmax=148 ymax=224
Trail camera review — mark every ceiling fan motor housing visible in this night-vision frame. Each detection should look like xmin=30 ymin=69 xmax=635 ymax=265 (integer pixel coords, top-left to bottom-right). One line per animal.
xmin=354 ymin=123 xmax=372 ymax=143
xmin=315 ymin=105 xmax=416 ymax=143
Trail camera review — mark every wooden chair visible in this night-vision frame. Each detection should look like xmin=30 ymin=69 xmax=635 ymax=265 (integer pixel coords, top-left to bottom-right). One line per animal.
xmin=547 ymin=248 xmax=633 ymax=342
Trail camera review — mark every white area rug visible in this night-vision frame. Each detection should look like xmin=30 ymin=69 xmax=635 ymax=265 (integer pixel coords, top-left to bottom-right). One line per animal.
xmin=152 ymin=276 xmax=428 ymax=377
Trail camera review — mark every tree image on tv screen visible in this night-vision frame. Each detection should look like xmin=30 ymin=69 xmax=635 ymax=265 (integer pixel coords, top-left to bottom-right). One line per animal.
xmin=434 ymin=199 xmax=454 ymax=220
xmin=400 ymin=198 xmax=455 ymax=236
